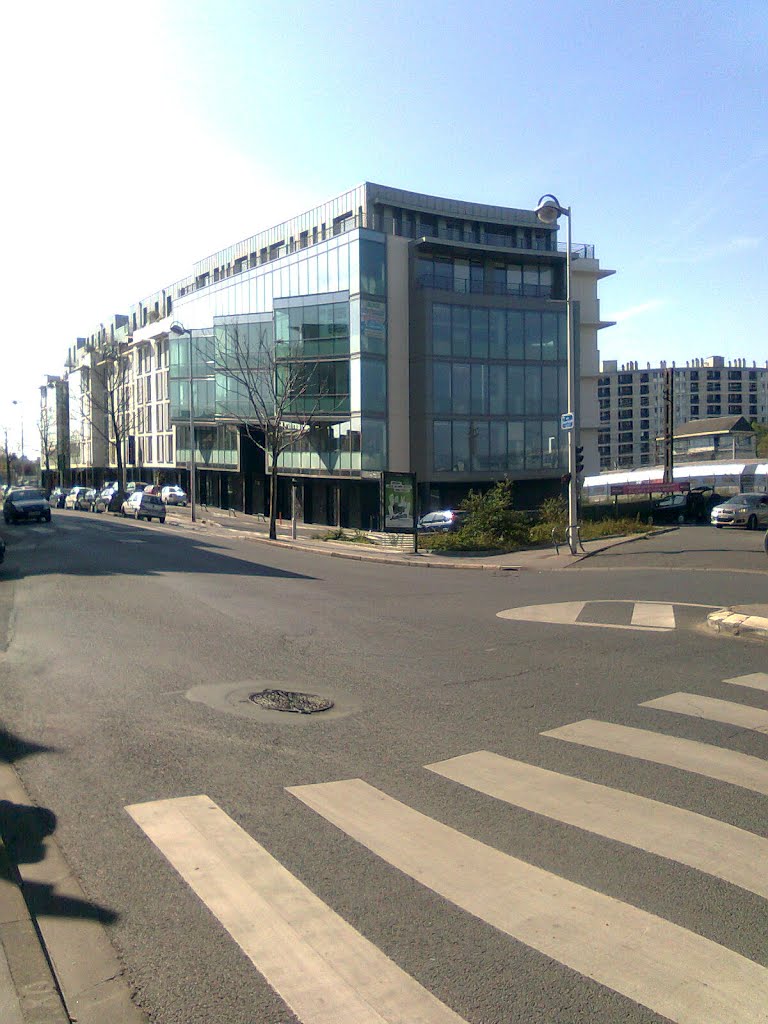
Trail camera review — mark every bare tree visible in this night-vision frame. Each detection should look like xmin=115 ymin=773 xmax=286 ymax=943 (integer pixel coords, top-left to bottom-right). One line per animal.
xmin=211 ymin=322 xmax=333 ymax=540
xmin=77 ymin=344 xmax=135 ymax=490
xmin=38 ymin=406 xmax=56 ymax=480
xmin=1 ymin=428 xmax=13 ymax=488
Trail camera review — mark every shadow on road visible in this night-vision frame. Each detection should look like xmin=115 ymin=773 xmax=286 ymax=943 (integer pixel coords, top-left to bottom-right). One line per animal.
xmin=0 ymin=724 xmax=118 ymax=925
xmin=0 ymin=514 xmax=317 ymax=583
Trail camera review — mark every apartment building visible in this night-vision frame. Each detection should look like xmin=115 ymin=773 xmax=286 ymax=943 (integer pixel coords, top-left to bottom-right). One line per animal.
xmin=51 ymin=182 xmax=614 ymax=525
xmin=597 ymin=355 xmax=768 ymax=470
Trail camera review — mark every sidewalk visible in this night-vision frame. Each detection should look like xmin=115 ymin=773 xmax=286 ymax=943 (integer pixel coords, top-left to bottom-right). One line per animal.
xmin=166 ymin=503 xmax=663 ymax=571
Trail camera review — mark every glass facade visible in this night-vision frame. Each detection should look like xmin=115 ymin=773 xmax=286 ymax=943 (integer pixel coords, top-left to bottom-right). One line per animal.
xmin=169 ymin=229 xmax=388 ymax=476
xmin=430 ymin=302 xmax=567 ymax=474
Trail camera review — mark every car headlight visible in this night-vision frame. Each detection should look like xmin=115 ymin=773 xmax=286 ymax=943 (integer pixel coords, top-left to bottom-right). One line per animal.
xmin=737 ymin=507 xmax=749 ymax=513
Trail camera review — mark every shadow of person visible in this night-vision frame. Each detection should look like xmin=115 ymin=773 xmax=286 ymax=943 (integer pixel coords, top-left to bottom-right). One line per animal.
xmin=0 ymin=726 xmax=55 ymax=763
xmin=0 ymin=800 xmax=55 ymax=864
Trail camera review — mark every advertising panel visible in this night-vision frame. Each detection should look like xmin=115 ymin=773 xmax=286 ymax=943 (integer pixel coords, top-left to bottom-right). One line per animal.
xmin=382 ymin=472 xmax=416 ymax=531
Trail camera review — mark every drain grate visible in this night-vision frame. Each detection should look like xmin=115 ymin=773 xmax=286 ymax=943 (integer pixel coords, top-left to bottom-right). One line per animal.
xmin=248 ymin=689 xmax=334 ymax=714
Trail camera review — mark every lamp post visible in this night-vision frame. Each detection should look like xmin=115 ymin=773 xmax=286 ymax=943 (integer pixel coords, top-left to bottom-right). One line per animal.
xmin=170 ymin=322 xmax=197 ymax=522
xmin=12 ymin=400 xmax=24 ymax=482
xmin=535 ymin=194 xmax=578 ymax=554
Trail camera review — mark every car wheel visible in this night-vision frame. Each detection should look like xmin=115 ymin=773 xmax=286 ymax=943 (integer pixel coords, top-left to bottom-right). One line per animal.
xmin=3 ymin=516 xmax=9 ymax=525
xmin=715 ymin=524 xmax=723 ymax=529
xmin=159 ymin=518 xmax=165 ymax=524
xmin=676 ymin=513 xmax=685 ymax=524
xmin=746 ymin=515 xmax=757 ymax=531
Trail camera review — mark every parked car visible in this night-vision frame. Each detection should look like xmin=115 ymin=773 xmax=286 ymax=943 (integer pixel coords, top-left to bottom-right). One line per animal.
xmin=64 ymin=486 xmax=90 ymax=510
xmin=417 ymin=509 xmax=469 ymax=533
xmin=126 ymin=481 xmax=150 ymax=494
xmin=121 ymin=491 xmax=166 ymax=523
xmin=711 ymin=493 xmax=768 ymax=530
xmin=143 ymin=484 xmax=162 ymax=496
xmin=4 ymin=488 xmax=51 ymax=524
xmin=652 ymin=487 xmax=722 ymax=525
xmin=161 ymin=485 xmax=188 ymax=506
xmin=74 ymin=488 xmax=99 ymax=511
xmin=92 ymin=487 xmax=125 ymax=514
xmin=48 ymin=487 xmax=69 ymax=508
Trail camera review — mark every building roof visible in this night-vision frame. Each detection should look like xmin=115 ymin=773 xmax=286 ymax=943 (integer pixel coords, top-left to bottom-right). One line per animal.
xmin=673 ymin=415 xmax=754 ymax=439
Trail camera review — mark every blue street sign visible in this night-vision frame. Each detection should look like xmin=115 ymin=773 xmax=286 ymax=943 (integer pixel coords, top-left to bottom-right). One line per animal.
xmin=560 ymin=412 xmax=575 ymax=431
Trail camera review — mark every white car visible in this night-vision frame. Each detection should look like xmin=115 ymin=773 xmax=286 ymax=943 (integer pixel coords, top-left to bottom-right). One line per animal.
xmin=64 ymin=486 xmax=90 ymax=510
xmin=161 ymin=485 xmax=187 ymax=506
xmin=710 ymin=493 xmax=768 ymax=530
xmin=121 ymin=491 xmax=166 ymax=523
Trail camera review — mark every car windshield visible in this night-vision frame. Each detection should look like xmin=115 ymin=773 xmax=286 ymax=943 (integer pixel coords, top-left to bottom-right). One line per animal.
xmin=10 ymin=489 xmax=44 ymax=500
xmin=657 ymin=495 xmax=685 ymax=507
xmin=723 ymin=494 xmax=757 ymax=506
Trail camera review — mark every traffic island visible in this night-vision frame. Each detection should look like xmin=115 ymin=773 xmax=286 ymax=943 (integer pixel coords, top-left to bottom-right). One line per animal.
xmin=707 ymin=605 xmax=768 ymax=641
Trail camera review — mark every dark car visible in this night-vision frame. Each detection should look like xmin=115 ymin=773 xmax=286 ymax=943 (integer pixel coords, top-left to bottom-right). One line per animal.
xmin=93 ymin=487 xmax=126 ymax=514
xmin=0 ymin=536 xmax=5 ymax=564
xmin=48 ymin=487 xmax=69 ymax=508
xmin=652 ymin=487 xmax=721 ymax=525
xmin=417 ymin=509 xmax=469 ymax=533
xmin=4 ymin=488 xmax=52 ymax=524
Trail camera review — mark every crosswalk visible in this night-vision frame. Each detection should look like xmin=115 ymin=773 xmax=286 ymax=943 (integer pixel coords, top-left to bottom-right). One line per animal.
xmin=127 ymin=671 xmax=768 ymax=1023
xmin=496 ymin=599 xmax=718 ymax=632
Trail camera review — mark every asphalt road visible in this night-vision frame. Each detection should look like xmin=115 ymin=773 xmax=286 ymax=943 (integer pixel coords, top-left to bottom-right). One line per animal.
xmin=0 ymin=513 xmax=766 ymax=1024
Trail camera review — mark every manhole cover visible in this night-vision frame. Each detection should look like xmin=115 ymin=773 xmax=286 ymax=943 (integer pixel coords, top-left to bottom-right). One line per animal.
xmin=248 ymin=689 xmax=334 ymax=714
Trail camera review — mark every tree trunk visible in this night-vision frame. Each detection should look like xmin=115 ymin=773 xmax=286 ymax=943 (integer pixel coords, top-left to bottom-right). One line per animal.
xmin=268 ymin=459 xmax=279 ymax=540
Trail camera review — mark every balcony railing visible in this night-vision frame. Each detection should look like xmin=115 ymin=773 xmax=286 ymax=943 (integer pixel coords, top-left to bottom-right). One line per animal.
xmin=558 ymin=242 xmax=595 ymax=259
xmin=414 ymin=276 xmax=555 ymax=299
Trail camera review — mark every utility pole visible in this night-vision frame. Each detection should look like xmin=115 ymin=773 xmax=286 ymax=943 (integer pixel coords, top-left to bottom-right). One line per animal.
xmin=662 ymin=367 xmax=675 ymax=484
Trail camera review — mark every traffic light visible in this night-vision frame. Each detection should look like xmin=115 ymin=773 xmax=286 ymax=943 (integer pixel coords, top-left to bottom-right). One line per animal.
xmin=575 ymin=446 xmax=584 ymax=474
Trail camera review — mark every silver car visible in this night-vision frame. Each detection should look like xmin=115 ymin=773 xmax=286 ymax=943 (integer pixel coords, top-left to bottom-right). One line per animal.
xmin=710 ymin=493 xmax=768 ymax=530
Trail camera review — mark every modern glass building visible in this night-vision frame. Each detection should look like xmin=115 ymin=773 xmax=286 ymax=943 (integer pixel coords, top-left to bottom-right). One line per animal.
xmin=67 ymin=183 xmax=615 ymax=526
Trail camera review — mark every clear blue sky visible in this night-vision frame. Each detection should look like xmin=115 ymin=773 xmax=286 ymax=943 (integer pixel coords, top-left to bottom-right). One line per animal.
xmin=1 ymin=0 xmax=766 ymax=453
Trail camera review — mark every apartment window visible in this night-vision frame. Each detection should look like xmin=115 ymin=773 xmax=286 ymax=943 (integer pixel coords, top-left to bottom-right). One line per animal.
xmin=618 ymin=397 xmax=633 ymax=408
xmin=598 ymin=377 xmax=609 ymax=386
xmin=640 ymin=395 xmax=649 ymax=407
xmin=618 ymin=409 xmax=632 ymax=420
xmin=599 ymin=398 xmax=611 ymax=410
xmin=640 ymin=373 xmax=649 ymax=383
xmin=707 ymin=404 xmax=721 ymax=415
xmin=146 ymin=438 xmax=153 ymax=463
xmin=749 ymin=404 xmax=757 ymax=416
xmin=618 ymin=385 xmax=633 ymax=396
xmin=640 ymin=418 xmax=649 ymax=429
xmin=618 ymin=374 xmax=632 ymax=385
xmin=600 ymin=411 xmax=610 ymax=422
xmin=728 ymin=405 xmax=742 ymax=414
xmin=690 ymin=371 xmax=699 ymax=381
xmin=706 ymin=370 xmax=721 ymax=380
xmin=598 ymin=386 xmax=610 ymax=398
xmin=690 ymin=405 xmax=699 ymax=416
xmin=728 ymin=370 xmax=742 ymax=380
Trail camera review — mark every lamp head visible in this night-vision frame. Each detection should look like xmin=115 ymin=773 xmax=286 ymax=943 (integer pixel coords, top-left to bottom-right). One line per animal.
xmin=169 ymin=321 xmax=188 ymax=336
xmin=535 ymin=194 xmax=565 ymax=225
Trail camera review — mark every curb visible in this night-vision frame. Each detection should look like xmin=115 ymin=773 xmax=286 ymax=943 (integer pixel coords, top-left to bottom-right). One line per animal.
xmin=706 ymin=608 xmax=768 ymax=641
xmin=167 ymin=515 xmax=675 ymax=572
xmin=0 ymin=837 xmax=69 ymax=1023
xmin=0 ymin=765 xmax=147 ymax=1024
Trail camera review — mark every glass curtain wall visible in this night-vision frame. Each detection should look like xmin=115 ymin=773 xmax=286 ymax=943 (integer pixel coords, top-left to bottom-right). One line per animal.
xmin=431 ymin=303 xmax=566 ymax=473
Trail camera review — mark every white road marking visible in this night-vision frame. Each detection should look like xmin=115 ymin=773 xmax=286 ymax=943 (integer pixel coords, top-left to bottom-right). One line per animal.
xmin=497 ymin=601 xmax=586 ymax=624
xmin=426 ymin=751 xmax=768 ymax=899
xmin=724 ymin=673 xmax=768 ymax=693
xmin=126 ymin=795 xmax=466 ymax=1024
xmin=630 ymin=602 xmax=675 ymax=629
xmin=641 ymin=693 xmax=768 ymax=735
xmin=289 ymin=779 xmax=768 ymax=1024
xmin=543 ymin=720 xmax=768 ymax=796
xmin=497 ymin=600 xmax=714 ymax=633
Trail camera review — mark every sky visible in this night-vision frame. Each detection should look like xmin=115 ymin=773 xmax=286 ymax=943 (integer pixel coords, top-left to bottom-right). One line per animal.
xmin=1 ymin=0 xmax=765 ymax=455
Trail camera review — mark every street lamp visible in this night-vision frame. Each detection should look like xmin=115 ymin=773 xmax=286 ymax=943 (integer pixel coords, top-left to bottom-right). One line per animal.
xmin=170 ymin=322 xmax=197 ymax=522
xmin=536 ymin=194 xmax=578 ymax=554
xmin=12 ymin=400 xmax=24 ymax=483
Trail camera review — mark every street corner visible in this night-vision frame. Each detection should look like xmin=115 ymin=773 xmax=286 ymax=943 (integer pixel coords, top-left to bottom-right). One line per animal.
xmin=706 ymin=605 xmax=768 ymax=642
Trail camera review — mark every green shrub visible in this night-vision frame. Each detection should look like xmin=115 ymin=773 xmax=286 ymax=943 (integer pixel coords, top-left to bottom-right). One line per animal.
xmin=451 ymin=480 xmax=530 ymax=550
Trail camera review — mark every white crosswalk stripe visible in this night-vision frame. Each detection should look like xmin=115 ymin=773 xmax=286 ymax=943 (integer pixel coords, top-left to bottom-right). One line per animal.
xmin=289 ymin=778 xmax=768 ymax=1024
xmin=641 ymin=692 xmax=768 ymax=734
xmin=126 ymin=795 xmax=467 ymax=1024
xmin=724 ymin=672 xmax=768 ymax=693
xmin=542 ymin=719 xmax=768 ymax=795
xmin=425 ymin=750 xmax=768 ymax=898
xmin=497 ymin=599 xmax=713 ymax=632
